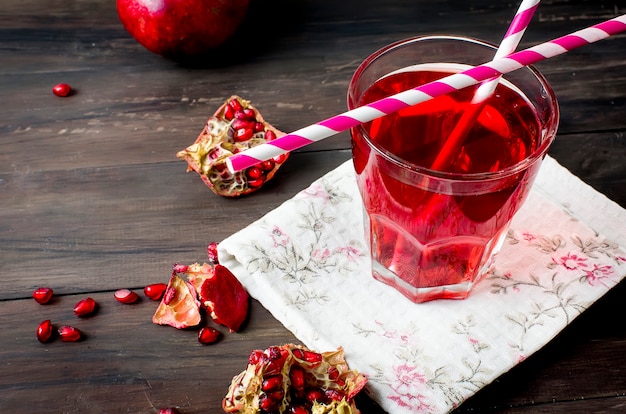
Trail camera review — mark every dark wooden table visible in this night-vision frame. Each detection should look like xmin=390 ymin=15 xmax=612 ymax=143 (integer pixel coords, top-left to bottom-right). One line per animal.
xmin=1 ymin=0 xmax=625 ymax=412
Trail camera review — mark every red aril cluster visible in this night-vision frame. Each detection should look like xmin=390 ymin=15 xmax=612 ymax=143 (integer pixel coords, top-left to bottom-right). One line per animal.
xmin=223 ymin=344 xmax=367 ymax=414
xmin=177 ymin=96 xmax=289 ymax=197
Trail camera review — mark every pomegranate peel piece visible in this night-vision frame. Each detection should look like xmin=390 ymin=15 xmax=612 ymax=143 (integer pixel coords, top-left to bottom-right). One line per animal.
xmin=152 ymin=273 xmax=202 ymax=329
xmin=176 ymin=95 xmax=289 ymax=197
xmin=199 ymin=264 xmax=249 ymax=332
xmin=223 ymin=344 xmax=367 ymax=413
xmin=175 ymin=262 xmax=248 ymax=332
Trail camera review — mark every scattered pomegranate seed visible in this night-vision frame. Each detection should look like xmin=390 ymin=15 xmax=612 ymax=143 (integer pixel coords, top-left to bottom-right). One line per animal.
xmin=144 ymin=283 xmax=167 ymax=301
xmin=37 ymin=320 xmax=54 ymax=343
xmin=32 ymin=287 xmax=54 ymax=304
xmin=198 ymin=326 xmax=221 ymax=344
xmin=158 ymin=408 xmax=181 ymax=414
xmin=207 ymin=242 xmax=219 ymax=264
xmin=73 ymin=297 xmax=97 ymax=317
xmin=114 ymin=289 xmax=139 ymax=304
xmin=58 ymin=325 xmax=81 ymax=342
xmin=52 ymin=83 xmax=72 ymax=97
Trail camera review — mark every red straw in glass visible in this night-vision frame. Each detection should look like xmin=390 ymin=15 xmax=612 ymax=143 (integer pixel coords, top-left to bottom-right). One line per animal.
xmin=429 ymin=0 xmax=539 ymax=171
xmin=227 ymin=14 xmax=626 ymax=173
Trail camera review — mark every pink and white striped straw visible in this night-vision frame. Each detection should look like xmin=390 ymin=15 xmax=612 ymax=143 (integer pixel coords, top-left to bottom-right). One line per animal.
xmin=227 ymin=14 xmax=626 ymax=173
xmin=430 ymin=0 xmax=539 ymax=170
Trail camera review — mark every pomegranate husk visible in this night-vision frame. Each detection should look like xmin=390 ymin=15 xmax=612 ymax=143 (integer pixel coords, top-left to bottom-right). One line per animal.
xmin=152 ymin=273 xmax=202 ymax=329
xmin=176 ymin=95 xmax=289 ymax=197
xmin=223 ymin=344 xmax=367 ymax=414
xmin=177 ymin=262 xmax=249 ymax=333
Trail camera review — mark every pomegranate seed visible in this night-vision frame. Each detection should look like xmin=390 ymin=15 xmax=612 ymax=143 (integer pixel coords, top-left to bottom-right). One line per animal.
xmin=289 ymin=405 xmax=309 ymax=414
xmin=228 ymin=98 xmax=243 ymax=112
xmin=207 ymin=242 xmax=219 ymax=264
xmin=234 ymin=127 xmax=254 ymax=142
xmin=158 ymin=409 xmax=181 ymax=414
xmin=273 ymin=153 xmax=288 ymax=164
xmin=267 ymin=388 xmax=285 ymax=402
xmin=231 ymin=118 xmax=253 ymax=131
xmin=37 ymin=320 xmax=54 ymax=343
xmin=163 ymin=286 xmax=176 ymax=305
xmin=172 ymin=263 xmax=189 ymax=273
xmin=265 ymin=130 xmax=276 ymax=141
xmin=144 ymin=283 xmax=167 ymax=301
xmin=258 ymin=393 xmax=278 ymax=412
xmin=289 ymin=366 xmax=306 ymax=390
xmin=260 ymin=159 xmax=275 ymax=171
xmin=253 ymin=122 xmax=265 ymax=132
xmin=32 ymin=287 xmax=54 ymax=304
xmin=305 ymin=387 xmax=325 ymax=403
xmin=325 ymin=388 xmax=345 ymax=402
xmin=247 ymin=167 xmax=263 ymax=180
xmin=114 ymin=289 xmax=138 ymax=304
xmin=264 ymin=346 xmax=283 ymax=360
xmin=247 ymin=179 xmax=265 ymax=188
xmin=242 ymin=108 xmax=256 ymax=119
xmin=261 ymin=375 xmax=282 ymax=392
xmin=198 ymin=326 xmax=221 ymax=344
xmin=248 ymin=349 xmax=264 ymax=365
xmin=73 ymin=297 xmax=97 ymax=317
xmin=328 ymin=366 xmax=340 ymax=380
xmin=58 ymin=325 xmax=81 ymax=342
xmin=292 ymin=349 xmax=323 ymax=364
xmin=223 ymin=104 xmax=235 ymax=120
xmin=52 ymin=83 xmax=72 ymax=97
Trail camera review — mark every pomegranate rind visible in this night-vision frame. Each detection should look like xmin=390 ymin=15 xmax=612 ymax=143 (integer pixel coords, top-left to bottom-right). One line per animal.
xmin=223 ymin=344 xmax=367 ymax=414
xmin=152 ymin=273 xmax=202 ymax=329
xmin=176 ymin=95 xmax=289 ymax=197
xmin=179 ymin=262 xmax=249 ymax=332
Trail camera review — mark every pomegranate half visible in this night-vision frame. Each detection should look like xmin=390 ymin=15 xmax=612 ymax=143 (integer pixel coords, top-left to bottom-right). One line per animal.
xmin=177 ymin=95 xmax=289 ymax=197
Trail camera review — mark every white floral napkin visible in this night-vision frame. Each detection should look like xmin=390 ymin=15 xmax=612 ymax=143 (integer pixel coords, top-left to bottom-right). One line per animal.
xmin=218 ymin=156 xmax=626 ymax=414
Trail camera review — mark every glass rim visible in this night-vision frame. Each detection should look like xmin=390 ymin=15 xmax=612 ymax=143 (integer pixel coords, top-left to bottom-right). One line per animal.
xmin=347 ymin=34 xmax=560 ymax=182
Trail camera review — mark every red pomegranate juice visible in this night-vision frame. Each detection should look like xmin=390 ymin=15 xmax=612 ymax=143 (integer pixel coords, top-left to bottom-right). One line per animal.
xmin=351 ymin=65 xmax=543 ymax=302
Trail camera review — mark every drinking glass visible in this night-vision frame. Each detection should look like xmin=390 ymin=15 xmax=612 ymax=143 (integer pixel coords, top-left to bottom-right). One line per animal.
xmin=348 ymin=36 xmax=559 ymax=303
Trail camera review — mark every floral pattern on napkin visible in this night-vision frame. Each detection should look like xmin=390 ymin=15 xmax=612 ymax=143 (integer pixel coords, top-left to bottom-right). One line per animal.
xmin=218 ymin=157 xmax=626 ymax=414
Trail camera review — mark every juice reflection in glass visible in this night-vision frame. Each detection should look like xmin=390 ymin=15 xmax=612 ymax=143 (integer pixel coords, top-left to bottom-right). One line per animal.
xmin=348 ymin=36 xmax=559 ymax=303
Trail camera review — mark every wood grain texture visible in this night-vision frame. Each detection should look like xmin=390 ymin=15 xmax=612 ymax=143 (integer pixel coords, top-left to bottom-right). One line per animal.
xmin=0 ymin=0 xmax=624 ymax=412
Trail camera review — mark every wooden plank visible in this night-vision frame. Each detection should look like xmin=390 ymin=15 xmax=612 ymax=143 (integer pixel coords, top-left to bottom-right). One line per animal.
xmin=0 ymin=150 xmax=351 ymax=299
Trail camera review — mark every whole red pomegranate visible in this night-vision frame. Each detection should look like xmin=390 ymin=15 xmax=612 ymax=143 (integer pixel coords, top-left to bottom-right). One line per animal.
xmin=116 ymin=0 xmax=249 ymax=59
